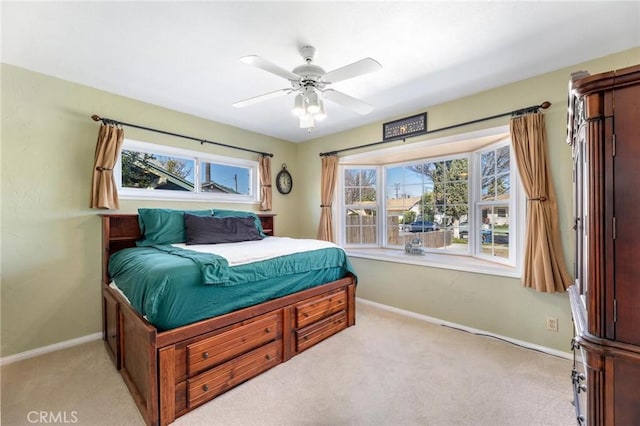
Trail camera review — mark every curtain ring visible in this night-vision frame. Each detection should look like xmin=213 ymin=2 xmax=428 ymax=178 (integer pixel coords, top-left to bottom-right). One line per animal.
xmin=96 ymin=166 xmax=113 ymax=172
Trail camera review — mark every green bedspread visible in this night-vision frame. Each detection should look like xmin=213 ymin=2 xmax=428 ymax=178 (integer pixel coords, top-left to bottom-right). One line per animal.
xmin=108 ymin=244 xmax=356 ymax=330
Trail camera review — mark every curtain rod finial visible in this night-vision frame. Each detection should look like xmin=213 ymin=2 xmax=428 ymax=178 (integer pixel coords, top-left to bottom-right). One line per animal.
xmin=91 ymin=114 xmax=101 ymax=122
xmin=540 ymin=101 xmax=551 ymax=110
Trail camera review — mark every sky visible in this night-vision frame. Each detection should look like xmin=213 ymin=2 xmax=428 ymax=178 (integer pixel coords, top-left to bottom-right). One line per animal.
xmin=149 ymin=154 xmax=251 ymax=194
xmin=385 ymin=165 xmax=432 ymax=198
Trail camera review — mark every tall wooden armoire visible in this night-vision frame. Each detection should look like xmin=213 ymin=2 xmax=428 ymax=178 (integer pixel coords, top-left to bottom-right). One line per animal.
xmin=567 ymin=64 xmax=640 ymax=425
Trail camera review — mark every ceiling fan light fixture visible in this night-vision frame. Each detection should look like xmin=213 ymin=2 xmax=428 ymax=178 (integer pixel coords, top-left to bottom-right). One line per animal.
xmin=314 ymin=99 xmax=327 ymax=121
xmin=292 ymin=93 xmax=305 ymax=116
xmin=306 ymin=90 xmax=320 ymax=114
xmin=235 ymin=45 xmax=381 ymax=131
xmin=299 ymin=114 xmax=315 ymax=129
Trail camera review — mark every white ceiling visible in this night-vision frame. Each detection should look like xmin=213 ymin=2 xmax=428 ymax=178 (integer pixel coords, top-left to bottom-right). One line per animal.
xmin=2 ymin=1 xmax=639 ymax=143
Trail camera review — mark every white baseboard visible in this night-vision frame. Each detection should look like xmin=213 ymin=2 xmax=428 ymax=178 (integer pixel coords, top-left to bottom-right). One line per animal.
xmin=1 ymin=299 xmax=572 ymax=366
xmin=356 ymin=297 xmax=573 ymax=360
xmin=1 ymin=332 xmax=103 ymax=366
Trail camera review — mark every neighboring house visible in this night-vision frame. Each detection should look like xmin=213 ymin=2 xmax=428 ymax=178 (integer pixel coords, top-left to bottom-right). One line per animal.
xmin=386 ymin=196 xmax=421 ymax=220
xmin=348 ymin=196 xmax=421 ymax=221
xmin=129 ymin=158 xmax=238 ymax=194
xmin=201 ymin=181 xmax=239 ymax=194
xmin=482 ymin=193 xmax=510 ymax=227
xmin=346 ymin=201 xmax=377 ymax=217
xmin=129 ymin=158 xmax=193 ymax=191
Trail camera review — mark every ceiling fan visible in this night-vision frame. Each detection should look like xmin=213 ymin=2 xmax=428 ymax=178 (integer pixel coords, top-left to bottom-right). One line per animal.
xmin=233 ymin=45 xmax=382 ymax=129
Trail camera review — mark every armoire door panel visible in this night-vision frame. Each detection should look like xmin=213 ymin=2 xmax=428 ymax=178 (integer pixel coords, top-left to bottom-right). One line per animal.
xmin=612 ymin=84 xmax=640 ymax=346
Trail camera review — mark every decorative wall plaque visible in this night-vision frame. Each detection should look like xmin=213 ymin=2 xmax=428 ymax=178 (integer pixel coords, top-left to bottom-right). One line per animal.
xmin=383 ymin=113 xmax=427 ymax=141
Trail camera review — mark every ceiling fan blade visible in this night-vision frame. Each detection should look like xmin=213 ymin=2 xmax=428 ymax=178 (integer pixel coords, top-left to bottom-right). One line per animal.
xmin=323 ymin=89 xmax=374 ymax=115
xmin=232 ymin=88 xmax=291 ymax=108
xmin=240 ymin=55 xmax=300 ymax=81
xmin=322 ymin=58 xmax=382 ymax=84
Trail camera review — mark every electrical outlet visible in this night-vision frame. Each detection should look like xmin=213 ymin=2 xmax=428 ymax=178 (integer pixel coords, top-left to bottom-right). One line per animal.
xmin=546 ymin=317 xmax=559 ymax=332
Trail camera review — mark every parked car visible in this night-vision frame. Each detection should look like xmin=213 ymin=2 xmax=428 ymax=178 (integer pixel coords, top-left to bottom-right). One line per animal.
xmin=408 ymin=221 xmax=438 ymax=232
xmin=458 ymin=222 xmax=469 ymax=238
xmin=457 ymin=222 xmax=492 ymax=242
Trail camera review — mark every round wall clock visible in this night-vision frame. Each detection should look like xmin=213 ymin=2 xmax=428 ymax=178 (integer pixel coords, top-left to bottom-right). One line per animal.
xmin=276 ymin=164 xmax=293 ymax=194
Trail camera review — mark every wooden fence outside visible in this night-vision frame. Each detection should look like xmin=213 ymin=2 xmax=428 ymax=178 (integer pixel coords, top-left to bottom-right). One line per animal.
xmin=346 ymin=215 xmax=451 ymax=247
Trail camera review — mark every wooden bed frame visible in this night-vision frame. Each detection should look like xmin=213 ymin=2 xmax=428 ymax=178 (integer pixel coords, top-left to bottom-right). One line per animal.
xmin=100 ymin=214 xmax=356 ymax=426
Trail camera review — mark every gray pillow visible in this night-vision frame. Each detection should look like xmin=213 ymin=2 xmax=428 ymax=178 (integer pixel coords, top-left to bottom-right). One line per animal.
xmin=184 ymin=214 xmax=264 ymax=245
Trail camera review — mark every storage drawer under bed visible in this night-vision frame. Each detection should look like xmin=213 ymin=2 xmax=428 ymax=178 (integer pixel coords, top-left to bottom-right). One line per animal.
xmin=296 ymin=311 xmax=347 ymax=352
xmin=295 ymin=289 xmax=347 ymax=329
xmin=186 ymin=313 xmax=279 ymax=376
xmin=187 ymin=340 xmax=282 ymax=409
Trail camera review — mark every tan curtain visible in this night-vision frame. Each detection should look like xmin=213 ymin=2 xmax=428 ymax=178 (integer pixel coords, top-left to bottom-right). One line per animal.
xmin=259 ymin=155 xmax=272 ymax=211
xmin=317 ymin=155 xmax=338 ymax=242
xmin=90 ymin=123 xmax=124 ymax=209
xmin=510 ymin=113 xmax=571 ymax=293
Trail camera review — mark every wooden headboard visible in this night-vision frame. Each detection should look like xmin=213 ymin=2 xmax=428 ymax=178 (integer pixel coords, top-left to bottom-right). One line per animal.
xmin=100 ymin=213 xmax=276 ymax=285
xmin=100 ymin=214 xmax=141 ymax=285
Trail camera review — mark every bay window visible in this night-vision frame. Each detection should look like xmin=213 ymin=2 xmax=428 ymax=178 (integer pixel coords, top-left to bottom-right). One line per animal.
xmin=337 ymin=127 xmax=522 ymax=272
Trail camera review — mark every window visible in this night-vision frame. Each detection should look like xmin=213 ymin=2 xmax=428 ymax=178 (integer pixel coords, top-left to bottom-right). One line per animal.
xmin=115 ymin=140 xmax=259 ymax=203
xmin=337 ymin=127 xmax=522 ymax=270
xmin=343 ymin=168 xmax=378 ymax=245
xmin=477 ymin=145 xmax=512 ymax=261
xmin=384 ymin=157 xmax=469 ymax=250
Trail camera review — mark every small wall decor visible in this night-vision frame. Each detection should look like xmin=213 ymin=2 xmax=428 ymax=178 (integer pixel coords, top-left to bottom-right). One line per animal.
xmin=276 ymin=163 xmax=293 ymax=194
xmin=383 ymin=112 xmax=427 ymax=141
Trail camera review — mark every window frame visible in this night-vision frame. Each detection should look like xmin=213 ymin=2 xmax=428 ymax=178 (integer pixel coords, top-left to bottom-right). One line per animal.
xmin=380 ymin=153 xmax=471 ymax=253
xmin=472 ymin=143 xmax=522 ymax=266
xmin=115 ymin=139 xmax=260 ymax=204
xmin=335 ymin=126 xmax=523 ymax=274
xmin=340 ymin=166 xmax=380 ymax=248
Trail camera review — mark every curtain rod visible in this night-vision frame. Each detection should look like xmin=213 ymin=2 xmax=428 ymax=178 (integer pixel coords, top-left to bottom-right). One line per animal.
xmin=319 ymin=101 xmax=551 ymax=157
xmin=91 ymin=115 xmax=273 ymax=157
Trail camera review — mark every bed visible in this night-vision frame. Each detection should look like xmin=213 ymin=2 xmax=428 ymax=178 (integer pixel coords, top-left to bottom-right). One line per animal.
xmin=100 ymin=210 xmax=357 ymax=426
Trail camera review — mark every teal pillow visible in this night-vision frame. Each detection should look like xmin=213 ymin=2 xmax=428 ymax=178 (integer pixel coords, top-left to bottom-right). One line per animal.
xmin=137 ymin=208 xmax=213 ymax=246
xmin=211 ymin=209 xmax=267 ymax=238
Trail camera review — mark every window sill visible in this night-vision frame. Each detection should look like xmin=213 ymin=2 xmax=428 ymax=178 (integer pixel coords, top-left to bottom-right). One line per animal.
xmin=345 ymin=248 xmax=521 ymax=278
xmin=119 ymin=193 xmax=259 ymax=205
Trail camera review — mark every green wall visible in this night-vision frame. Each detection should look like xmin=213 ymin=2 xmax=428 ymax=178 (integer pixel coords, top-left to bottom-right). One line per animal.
xmin=0 ymin=64 xmax=299 ymax=357
xmin=1 ymin=48 xmax=638 ymax=357
xmin=297 ymin=48 xmax=640 ymax=352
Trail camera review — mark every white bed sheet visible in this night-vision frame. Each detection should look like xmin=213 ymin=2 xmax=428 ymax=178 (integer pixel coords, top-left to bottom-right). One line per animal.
xmin=171 ymin=237 xmax=340 ymax=267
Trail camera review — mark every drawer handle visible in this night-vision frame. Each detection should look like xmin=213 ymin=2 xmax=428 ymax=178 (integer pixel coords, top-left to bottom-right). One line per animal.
xmin=203 ymin=384 xmax=209 ymax=392
xmin=265 ymin=354 xmax=271 ymax=360
xmin=303 ymin=336 xmax=309 ymax=341
xmin=571 ymin=338 xmax=580 ymax=350
xmin=303 ymin=313 xmax=309 ymax=318
xmin=265 ymin=327 xmax=271 ymax=333
xmin=202 ymin=352 xmax=209 ymax=359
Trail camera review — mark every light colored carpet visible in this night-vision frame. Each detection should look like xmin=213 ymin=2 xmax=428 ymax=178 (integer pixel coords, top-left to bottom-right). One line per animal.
xmin=1 ymin=302 xmax=575 ymax=426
